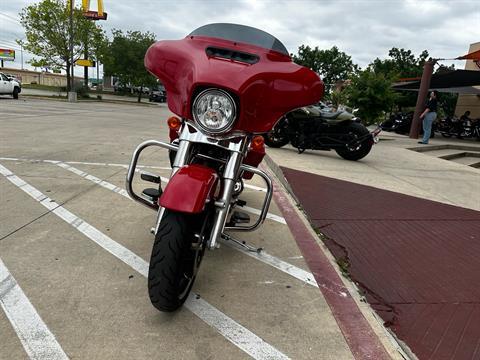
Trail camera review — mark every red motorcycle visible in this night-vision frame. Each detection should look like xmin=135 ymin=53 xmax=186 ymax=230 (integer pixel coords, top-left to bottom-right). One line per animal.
xmin=126 ymin=23 xmax=323 ymax=312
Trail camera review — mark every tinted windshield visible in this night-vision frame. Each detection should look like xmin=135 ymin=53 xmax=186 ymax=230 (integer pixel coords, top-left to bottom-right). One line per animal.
xmin=189 ymin=23 xmax=289 ymax=55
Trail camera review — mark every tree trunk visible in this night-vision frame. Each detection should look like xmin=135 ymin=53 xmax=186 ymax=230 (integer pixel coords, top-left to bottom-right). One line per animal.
xmin=66 ymin=60 xmax=71 ymax=92
xmin=137 ymin=85 xmax=143 ymax=103
xmin=84 ymin=44 xmax=89 ymax=90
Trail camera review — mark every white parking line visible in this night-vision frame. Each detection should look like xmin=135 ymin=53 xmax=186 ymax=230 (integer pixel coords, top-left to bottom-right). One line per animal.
xmin=0 ymin=258 xmax=69 ymax=360
xmin=0 ymin=163 xmax=289 ymax=360
xmin=55 ymin=161 xmax=131 ymax=197
xmin=244 ymin=183 xmax=267 ymax=192
xmin=241 ymin=205 xmax=287 ymax=225
xmin=0 ymin=157 xmax=171 ymax=171
xmin=53 ymin=162 xmax=316 ymax=291
xmin=53 ymin=162 xmax=284 ymax=224
xmin=0 ymin=157 xmax=267 ymax=192
xmin=222 ymin=241 xmax=318 ymax=288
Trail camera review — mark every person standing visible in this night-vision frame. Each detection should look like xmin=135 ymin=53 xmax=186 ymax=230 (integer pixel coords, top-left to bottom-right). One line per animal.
xmin=418 ymin=91 xmax=438 ymax=144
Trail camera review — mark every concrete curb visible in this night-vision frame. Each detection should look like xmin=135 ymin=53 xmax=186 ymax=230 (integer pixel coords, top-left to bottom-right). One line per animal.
xmin=408 ymin=144 xmax=480 ymax=152
xmin=263 ymin=153 xmax=413 ymax=360
xmin=20 ymin=94 xmax=164 ymax=107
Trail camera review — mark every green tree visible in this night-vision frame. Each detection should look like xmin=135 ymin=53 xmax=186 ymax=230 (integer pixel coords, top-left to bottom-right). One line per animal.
xmin=345 ymin=69 xmax=397 ymax=125
xmin=88 ymin=26 xmax=108 ymax=91
xmin=370 ymin=48 xmax=429 ymax=110
xmin=293 ymin=45 xmax=358 ymax=93
xmin=103 ymin=30 xmax=157 ymax=102
xmin=326 ymin=89 xmax=348 ymax=110
xmin=371 ymin=48 xmax=429 ymax=79
xmin=19 ymin=0 xmax=100 ymax=91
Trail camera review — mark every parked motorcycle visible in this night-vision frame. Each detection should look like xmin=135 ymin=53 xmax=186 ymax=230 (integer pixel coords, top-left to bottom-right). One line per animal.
xmin=381 ymin=111 xmax=436 ymax=138
xmin=437 ymin=116 xmax=480 ymax=140
xmin=460 ymin=119 xmax=480 ymax=140
xmin=381 ymin=112 xmax=413 ymax=134
xmin=126 ymin=23 xmax=323 ymax=312
xmin=264 ymin=105 xmax=380 ymax=160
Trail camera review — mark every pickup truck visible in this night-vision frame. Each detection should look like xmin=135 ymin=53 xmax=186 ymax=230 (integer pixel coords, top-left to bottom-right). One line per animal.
xmin=0 ymin=72 xmax=21 ymax=99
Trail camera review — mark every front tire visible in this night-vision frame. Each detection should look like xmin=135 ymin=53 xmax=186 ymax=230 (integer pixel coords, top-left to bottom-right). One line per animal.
xmin=13 ymin=87 xmax=19 ymax=99
xmin=264 ymin=118 xmax=290 ymax=148
xmin=148 ymin=210 xmax=206 ymax=312
xmin=335 ymin=123 xmax=373 ymax=161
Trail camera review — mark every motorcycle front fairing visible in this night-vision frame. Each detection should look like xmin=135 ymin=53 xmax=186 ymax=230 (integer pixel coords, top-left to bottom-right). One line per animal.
xmin=145 ymin=30 xmax=324 ymax=134
xmin=143 ymin=24 xmax=323 ymax=217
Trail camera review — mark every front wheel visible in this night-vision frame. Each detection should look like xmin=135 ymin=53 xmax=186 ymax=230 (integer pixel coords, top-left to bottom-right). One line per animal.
xmin=148 ymin=210 xmax=207 ymax=312
xmin=12 ymin=87 xmax=19 ymax=99
xmin=264 ymin=118 xmax=290 ymax=148
xmin=335 ymin=123 xmax=373 ymax=161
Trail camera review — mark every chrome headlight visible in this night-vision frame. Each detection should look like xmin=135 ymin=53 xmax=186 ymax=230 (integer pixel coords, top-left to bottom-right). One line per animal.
xmin=192 ymin=88 xmax=236 ymax=134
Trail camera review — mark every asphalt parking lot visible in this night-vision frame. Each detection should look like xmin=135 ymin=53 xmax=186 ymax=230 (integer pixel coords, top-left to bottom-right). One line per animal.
xmin=0 ymin=98 xmax=357 ymax=359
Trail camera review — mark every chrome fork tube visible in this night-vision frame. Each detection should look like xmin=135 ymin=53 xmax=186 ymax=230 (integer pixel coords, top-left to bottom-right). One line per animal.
xmin=172 ymin=135 xmax=192 ymax=174
xmin=155 ymin=126 xmax=192 ymax=232
xmin=208 ymin=141 xmax=248 ymax=249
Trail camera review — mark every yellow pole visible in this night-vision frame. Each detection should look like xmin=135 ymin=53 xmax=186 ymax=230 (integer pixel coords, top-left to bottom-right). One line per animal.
xmin=81 ymin=0 xmax=90 ymax=11
xmin=97 ymin=0 xmax=104 ymax=16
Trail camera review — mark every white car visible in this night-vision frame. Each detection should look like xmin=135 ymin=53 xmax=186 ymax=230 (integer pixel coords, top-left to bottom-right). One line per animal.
xmin=0 ymin=72 xmax=21 ymax=99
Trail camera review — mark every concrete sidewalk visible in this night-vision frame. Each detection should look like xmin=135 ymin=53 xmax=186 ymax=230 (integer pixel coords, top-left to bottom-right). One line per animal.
xmin=267 ymin=131 xmax=480 ymax=211
xmin=265 ymin=131 xmax=480 ymax=359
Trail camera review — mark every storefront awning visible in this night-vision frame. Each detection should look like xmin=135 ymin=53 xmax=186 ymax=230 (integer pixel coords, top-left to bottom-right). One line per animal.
xmin=456 ymin=49 xmax=480 ymax=60
xmin=393 ymin=70 xmax=480 ymax=94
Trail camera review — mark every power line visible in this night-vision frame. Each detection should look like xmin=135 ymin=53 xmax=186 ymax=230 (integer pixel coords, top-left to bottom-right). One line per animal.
xmin=0 ymin=12 xmax=21 ymax=24
xmin=0 ymin=45 xmax=22 ymax=51
xmin=0 ymin=38 xmax=20 ymax=46
xmin=0 ymin=42 xmax=35 ymax=57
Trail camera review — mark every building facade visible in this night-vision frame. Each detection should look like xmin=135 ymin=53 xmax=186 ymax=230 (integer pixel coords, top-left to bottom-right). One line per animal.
xmin=455 ymin=42 xmax=480 ymax=118
xmin=0 ymin=67 xmax=81 ymax=87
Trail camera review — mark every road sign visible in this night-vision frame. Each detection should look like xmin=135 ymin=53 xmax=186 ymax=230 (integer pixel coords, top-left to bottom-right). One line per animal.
xmin=76 ymin=59 xmax=96 ymax=67
xmin=0 ymin=49 xmax=15 ymax=61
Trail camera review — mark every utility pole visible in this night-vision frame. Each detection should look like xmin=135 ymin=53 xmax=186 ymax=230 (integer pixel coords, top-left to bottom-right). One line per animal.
xmin=68 ymin=0 xmax=77 ymax=102
xmin=409 ymin=59 xmax=436 ymax=138
xmin=96 ymin=61 xmax=100 ymax=97
xmin=84 ymin=40 xmax=88 ymax=89
xmin=20 ymin=44 xmax=23 ymax=70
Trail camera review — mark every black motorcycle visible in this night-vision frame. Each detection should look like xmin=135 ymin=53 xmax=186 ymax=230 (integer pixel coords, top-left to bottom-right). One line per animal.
xmin=437 ymin=116 xmax=480 ymax=140
xmin=381 ymin=111 xmax=435 ymax=137
xmin=381 ymin=112 xmax=413 ymax=134
xmin=264 ymin=106 xmax=380 ymax=161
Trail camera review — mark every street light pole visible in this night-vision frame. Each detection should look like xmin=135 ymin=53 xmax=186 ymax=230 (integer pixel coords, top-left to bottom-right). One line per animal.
xmin=68 ymin=0 xmax=77 ymax=102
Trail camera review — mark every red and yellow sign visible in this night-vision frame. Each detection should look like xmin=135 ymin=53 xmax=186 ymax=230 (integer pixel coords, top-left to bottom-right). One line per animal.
xmin=0 ymin=48 xmax=15 ymax=61
xmin=82 ymin=0 xmax=107 ymax=20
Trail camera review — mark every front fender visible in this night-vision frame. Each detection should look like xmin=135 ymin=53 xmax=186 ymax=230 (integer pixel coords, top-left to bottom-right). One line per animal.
xmin=159 ymin=164 xmax=218 ymax=213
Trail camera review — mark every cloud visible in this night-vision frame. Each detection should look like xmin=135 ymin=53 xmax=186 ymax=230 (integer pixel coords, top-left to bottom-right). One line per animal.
xmin=0 ymin=0 xmax=478 ymax=72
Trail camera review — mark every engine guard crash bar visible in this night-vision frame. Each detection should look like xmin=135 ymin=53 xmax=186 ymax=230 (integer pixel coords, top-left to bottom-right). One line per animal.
xmin=225 ymin=164 xmax=273 ymax=232
xmin=125 ymin=139 xmax=177 ymax=209
xmin=125 ymin=139 xmax=273 ymax=233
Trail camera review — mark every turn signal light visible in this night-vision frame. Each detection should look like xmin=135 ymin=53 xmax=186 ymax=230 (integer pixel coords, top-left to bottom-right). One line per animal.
xmin=167 ymin=116 xmax=182 ymax=131
xmin=251 ymin=135 xmax=265 ymax=151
